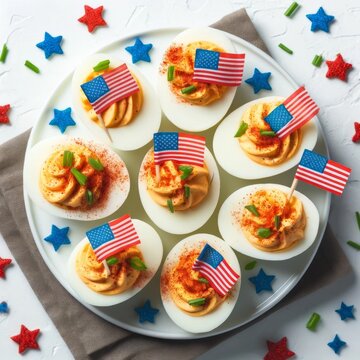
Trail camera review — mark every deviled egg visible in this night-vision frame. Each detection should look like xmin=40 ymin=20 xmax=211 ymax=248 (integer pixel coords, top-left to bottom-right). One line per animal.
xmin=213 ymin=96 xmax=318 ymax=179
xmin=158 ymin=27 xmax=238 ymax=132
xmin=67 ymin=218 xmax=163 ymax=306
xmin=160 ymin=233 xmax=241 ymax=333
xmin=72 ymin=53 xmax=161 ymax=150
xmin=218 ymin=184 xmax=320 ymax=261
xmin=24 ymin=136 xmax=130 ymax=221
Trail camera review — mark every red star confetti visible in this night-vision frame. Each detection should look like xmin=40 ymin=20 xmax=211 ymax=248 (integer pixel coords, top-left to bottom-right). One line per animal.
xmin=352 ymin=122 xmax=360 ymax=143
xmin=78 ymin=5 xmax=106 ymax=33
xmin=264 ymin=337 xmax=295 ymax=360
xmin=0 ymin=104 xmax=10 ymax=124
xmin=11 ymin=325 xmax=40 ymax=354
xmin=0 ymin=257 xmax=12 ymax=278
xmin=326 ymin=54 xmax=352 ymax=81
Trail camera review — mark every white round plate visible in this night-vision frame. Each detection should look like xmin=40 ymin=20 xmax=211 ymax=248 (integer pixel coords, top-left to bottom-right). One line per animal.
xmin=218 ymin=184 xmax=320 ymax=261
xmin=67 ymin=219 xmax=163 ymax=306
xmin=23 ymin=28 xmax=330 ymax=339
xmin=138 ymin=147 xmax=220 ymax=234
xmin=213 ymin=96 xmax=318 ymax=179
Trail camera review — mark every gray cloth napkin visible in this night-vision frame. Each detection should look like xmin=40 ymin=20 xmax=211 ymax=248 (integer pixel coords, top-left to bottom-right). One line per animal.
xmin=0 ymin=9 xmax=351 ymax=360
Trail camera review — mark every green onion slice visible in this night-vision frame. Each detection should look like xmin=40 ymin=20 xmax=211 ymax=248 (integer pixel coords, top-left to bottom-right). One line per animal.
xmin=85 ymin=189 xmax=94 ymax=205
xmin=179 ymin=165 xmax=193 ymax=180
xmin=257 ymin=228 xmax=272 ymax=238
xmin=184 ymin=185 xmax=191 ymax=199
xmin=0 ymin=44 xmax=9 ymax=63
xmin=71 ymin=168 xmax=87 ymax=186
xmin=167 ymin=199 xmax=174 ymax=213
xmin=188 ymin=298 xmax=206 ymax=307
xmin=260 ymin=130 xmax=276 ymax=137
xmin=234 ymin=121 xmax=248 ymax=137
xmin=275 ymin=215 xmax=281 ymax=230
xmin=278 ymin=43 xmax=293 ymax=55
xmin=284 ymin=2 xmax=300 ymax=17
xmin=181 ymin=85 xmax=196 ymax=94
xmin=306 ymin=312 xmax=321 ymax=331
xmin=93 ymin=60 xmax=110 ymax=72
xmin=356 ymin=211 xmax=360 ymax=231
xmin=167 ymin=65 xmax=175 ymax=81
xmin=245 ymin=205 xmax=259 ymax=217
xmin=198 ymin=277 xmax=209 ymax=284
xmin=245 ymin=260 xmax=257 ymax=270
xmin=347 ymin=240 xmax=360 ymax=251
xmin=24 ymin=60 xmax=40 ymax=74
xmin=312 ymin=55 xmax=323 ymax=67
xmin=129 ymin=256 xmax=147 ymax=271
xmin=63 ymin=150 xmax=74 ymax=167
xmin=89 ymin=157 xmax=104 ymax=171
xmin=106 ymin=256 xmax=118 ymax=266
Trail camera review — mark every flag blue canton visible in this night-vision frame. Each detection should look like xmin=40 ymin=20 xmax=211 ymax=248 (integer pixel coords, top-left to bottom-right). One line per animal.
xmin=265 ymin=104 xmax=293 ymax=132
xmin=86 ymin=223 xmax=114 ymax=249
xmin=300 ymin=149 xmax=328 ymax=173
xmin=197 ymin=244 xmax=223 ymax=268
xmin=81 ymin=76 xmax=109 ymax=103
xmin=153 ymin=132 xmax=179 ymax=151
xmin=194 ymin=49 xmax=220 ymax=70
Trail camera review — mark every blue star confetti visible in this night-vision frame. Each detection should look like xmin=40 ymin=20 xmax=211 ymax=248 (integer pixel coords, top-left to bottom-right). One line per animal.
xmin=335 ymin=302 xmax=355 ymax=321
xmin=327 ymin=334 xmax=346 ymax=355
xmin=245 ymin=68 xmax=272 ymax=94
xmin=249 ymin=268 xmax=275 ymax=293
xmin=44 ymin=225 xmax=71 ymax=252
xmin=125 ymin=38 xmax=153 ymax=63
xmin=36 ymin=32 xmax=64 ymax=59
xmin=0 ymin=301 xmax=9 ymax=313
xmin=49 ymin=107 xmax=76 ymax=133
xmin=306 ymin=7 xmax=335 ymax=33
xmin=135 ymin=300 xmax=159 ymax=323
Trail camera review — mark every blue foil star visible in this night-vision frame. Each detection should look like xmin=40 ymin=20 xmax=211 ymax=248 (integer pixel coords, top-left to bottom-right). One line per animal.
xmin=245 ymin=68 xmax=272 ymax=94
xmin=49 ymin=107 xmax=76 ymax=133
xmin=135 ymin=300 xmax=159 ymax=323
xmin=0 ymin=301 xmax=9 ymax=313
xmin=44 ymin=225 xmax=71 ymax=252
xmin=335 ymin=302 xmax=355 ymax=321
xmin=306 ymin=7 xmax=335 ymax=33
xmin=249 ymin=268 xmax=275 ymax=293
xmin=36 ymin=32 xmax=64 ymax=59
xmin=125 ymin=38 xmax=153 ymax=63
xmin=328 ymin=334 xmax=346 ymax=355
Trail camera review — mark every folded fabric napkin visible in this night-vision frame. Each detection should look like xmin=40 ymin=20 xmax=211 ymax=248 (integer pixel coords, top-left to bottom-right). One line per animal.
xmin=0 ymin=8 xmax=351 ymax=360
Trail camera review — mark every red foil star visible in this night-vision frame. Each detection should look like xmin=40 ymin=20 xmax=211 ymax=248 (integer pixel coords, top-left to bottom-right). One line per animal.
xmin=78 ymin=5 xmax=107 ymax=33
xmin=264 ymin=337 xmax=295 ymax=360
xmin=353 ymin=122 xmax=360 ymax=143
xmin=11 ymin=325 xmax=40 ymax=354
xmin=0 ymin=257 xmax=12 ymax=278
xmin=326 ymin=54 xmax=352 ymax=81
xmin=0 ymin=104 xmax=10 ymax=124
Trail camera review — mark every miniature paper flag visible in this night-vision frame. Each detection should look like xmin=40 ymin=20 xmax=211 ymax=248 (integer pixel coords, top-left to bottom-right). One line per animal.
xmin=295 ymin=149 xmax=351 ymax=196
xmin=86 ymin=215 xmax=140 ymax=261
xmin=265 ymin=86 xmax=319 ymax=139
xmin=153 ymin=132 xmax=206 ymax=167
xmin=81 ymin=64 xmax=139 ymax=114
xmin=193 ymin=49 xmax=245 ymax=86
xmin=192 ymin=243 xmax=239 ymax=296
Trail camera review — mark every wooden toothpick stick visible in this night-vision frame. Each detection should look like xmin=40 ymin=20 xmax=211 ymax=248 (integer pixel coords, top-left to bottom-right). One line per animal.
xmin=102 ymin=260 xmax=111 ymax=276
xmin=287 ymin=178 xmax=298 ymax=201
xmin=97 ymin=114 xmax=113 ymax=143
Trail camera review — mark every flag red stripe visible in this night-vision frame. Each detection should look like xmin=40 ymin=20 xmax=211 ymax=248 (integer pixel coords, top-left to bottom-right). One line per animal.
xmin=295 ymin=174 xmax=343 ymax=196
xmin=193 ymin=263 xmax=229 ymax=295
xmin=296 ymin=166 xmax=347 ymax=188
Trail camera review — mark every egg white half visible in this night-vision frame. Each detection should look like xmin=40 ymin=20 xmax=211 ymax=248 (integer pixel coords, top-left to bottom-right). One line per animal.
xmin=138 ymin=147 xmax=220 ymax=234
xmin=160 ymin=233 xmax=241 ymax=333
xmin=218 ymin=183 xmax=320 ymax=261
xmin=71 ymin=53 xmax=162 ymax=151
xmin=213 ymin=96 xmax=319 ymax=179
xmin=67 ymin=219 xmax=163 ymax=307
xmin=158 ymin=27 xmax=237 ymax=132
xmin=23 ymin=136 xmax=130 ymax=221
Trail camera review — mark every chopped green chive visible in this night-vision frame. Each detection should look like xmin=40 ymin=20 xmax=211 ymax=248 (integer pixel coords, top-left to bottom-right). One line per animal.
xmin=167 ymin=65 xmax=175 ymax=81
xmin=85 ymin=189 xmax=94 ymax=205
xmin=257 ymin=228 xmax=272 ymax=238
xmin=234 ymin=121 xmax=248 ymax=137
xmin=275 ymin=215 xmax=281 ymax=230
xmin=356 ymin=211 xmax=360 ymax=231
xmin=278 ymin=43 xmax=293 ymax=55
xmin=63 ymin=150 xmax=74 ymax=167
xmin=88 ymin=157 xmax=104 ymax=171
xmin=260 ymin=130 xmax=276 ymax=137
xmin=188 ymin=298 xmax=206 ymax=307
xmin=24 ymin=60 xmax=40 ymax=74
xmin=284 ymin=2 xmax=300 ymax=17
xmin=312 ymin=55 xmax=323 ymax=67
xmin=93 ymin=60 xmax=110 ymax=72
xmin=181 ymin=85 xmax=196 ymax=94
xmin=179 ymin=165 xmax=193 ymax=180
xmin=347 ymin=240 xmax=360 ymax=251
xmin=306 ymin=312 xmax=321 ymax=331
xmin=106 ymin=256 xmax=118 ymax=266
xmin=0 ymin=44 xmax=9 ymax=63
xmin=245 ymin=205 xmax=259 ymax=217
xmin=71 ymin=168 xmax=87 ymax=186
xmin=198 ymin=277 xmax=209 ymax=284
xmin=245 ymin=260 xmax=257 ymax=270
xmin=167 ymin=199 xmax=174 ymax=213
xmin=129 ymin=256 xmax=147 ymax=271
xmin=184 ymin=185 xmax=191 ymax=199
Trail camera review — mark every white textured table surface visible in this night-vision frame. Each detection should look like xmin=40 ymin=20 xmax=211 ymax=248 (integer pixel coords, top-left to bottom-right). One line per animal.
xmin=1 ymin=0 xmax=359 ymax=359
